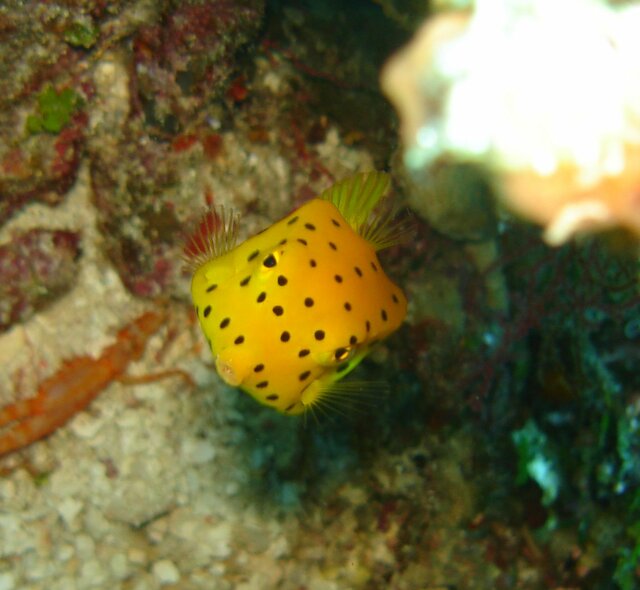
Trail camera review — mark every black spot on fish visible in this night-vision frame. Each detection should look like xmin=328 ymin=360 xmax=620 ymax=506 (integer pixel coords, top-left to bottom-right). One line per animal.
xmin=279 ymin=238 xmax=287 ymax=245
xmin=247 ymin=250 xmax=259 ymax=262
xmin=240 ymin=276 xmax=251 ymax=287
xmin=280 ymin=331 xmax=290 ymax=342
xmin=266 ymin=394 xmax=279 ymax=401
xmin=381 ymin=309 xmax=388 ymax=322
xmin=334 ymin=274 xmax=342 ymax=283
xmin=366 ymin=320 xmax=371 ymax=332
xmin=331 ymin=218 xmax=341 ymax=227
xmin=206 ymin=284 xmax=217 ymax=292
xmin=354 ymin=266 xmax=362 ymax=277
xmin=254 ymin=363 xmax=264 ymax=372
xmin=305 ymin=223 xmax=316 ymax=230
xmin=328 ymin=241 xmax=337 ymax=250
xmin=220 ymin=317 xmax=230 ymax=329
xmin=257 ymin=292 xmax=266 ymax=303
xmin=371 ymin=261 xmax=378 ymax=272
xmin=349 ymin=335 xmax=357 ymax=345
xmin=344 ymin=302 xmax=352 ymax=311
xmin=285 ymin=403 xmax=295 ymax=412
xmin=204 ymin=306 xmax=211 ymax=318
xmin=256 ymin=381 xmax=268 ymax=388
xmin=273 ymin=305 xmax=284 ymax=316
xmin=299 ymin=370 xmax=311 ymax=381
xmin=298 ymin=349 xmax=310 ymax=358
xmin=314 ymin=330 xmax=325 ymax=341
xmin=277 ymin=275 xmax=288 ymax=286
xmin=392 ymin=293 xmax=399 ymax=304
xmin=287 ymin=216 xmax=299 ymax=225
xmin=234 ymin=335 xmax=245 ymax=345
xmin=297 ymin=238 xmax=308 ymax=246
xmin=263 ymin=254 xmax=277 ymax=268
xmin=309 ymin=259 xmax=317 ymax=268
xmin=304 ymin=297 xmax=314 ymax=307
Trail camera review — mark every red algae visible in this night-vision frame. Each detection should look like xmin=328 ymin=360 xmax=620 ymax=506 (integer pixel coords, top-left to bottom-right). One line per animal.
xmin=0 ymin=229 xmax=81 ymax=332
xmin=201 ymin=133 xmax=224 ymax=160
xmin=88 ymin=0 xmax=265 ymax=299
xmin=131 ymin=0 xmax=265 ymax=131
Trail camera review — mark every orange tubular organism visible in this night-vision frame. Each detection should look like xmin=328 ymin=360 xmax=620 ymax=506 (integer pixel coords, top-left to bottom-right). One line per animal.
xmin=0 ymin=310 xmax=171 ymax=457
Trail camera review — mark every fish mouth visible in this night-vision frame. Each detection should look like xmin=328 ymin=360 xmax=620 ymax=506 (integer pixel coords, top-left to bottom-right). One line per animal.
xmin=215 ymin=356 xmax=242 ymax=386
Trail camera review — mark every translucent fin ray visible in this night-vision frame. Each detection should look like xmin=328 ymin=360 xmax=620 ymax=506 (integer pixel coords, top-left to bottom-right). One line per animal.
xmin=304 ymin=380 xmax=390 ymax=419
xmin=319 ymin=171 xmax=412 ymax=250
xmin=182 ymin=206 xmax=240 ymax=272
xmin=361 ymin=201 xmax=415 ymax=251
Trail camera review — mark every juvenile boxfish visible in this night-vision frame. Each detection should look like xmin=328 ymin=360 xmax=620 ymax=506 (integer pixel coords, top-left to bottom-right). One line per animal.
xmin=184 ymin=171 xmax=408 ymax=415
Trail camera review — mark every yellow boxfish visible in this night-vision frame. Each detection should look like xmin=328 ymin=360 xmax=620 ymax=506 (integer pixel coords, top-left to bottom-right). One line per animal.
xmin=184 ymin=171 xmax=408 ymax=415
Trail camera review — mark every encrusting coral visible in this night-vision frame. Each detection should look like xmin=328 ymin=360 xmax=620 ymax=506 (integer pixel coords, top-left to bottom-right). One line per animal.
xmin=381 ymin=0 xmax=640 ymax=244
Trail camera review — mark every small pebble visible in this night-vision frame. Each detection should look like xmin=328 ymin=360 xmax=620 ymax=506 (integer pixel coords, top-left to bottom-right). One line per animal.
xmin=70 ymin=412 xmax=103 ymax=439
xmin=80 ymin=560 xmax=106 ymax=586
xmin=74 ymin=534 xmax=95 ymax=559
xmin=181 ymin=438 xmax=216 ymax=464
xmin=55 ymin=545 xmax=74 ymax=562
xmin=128 ymin=548 xmax=147 ymax=565
xmin=152 ymin=559 xmax=180 ymax=585
xmin=57 ymin=497 xmax=83 ymax=526
xmin=110 ymin=553 xmax=129 ymax=580
xmin=0 ymin=572 xmax=15 ymax=590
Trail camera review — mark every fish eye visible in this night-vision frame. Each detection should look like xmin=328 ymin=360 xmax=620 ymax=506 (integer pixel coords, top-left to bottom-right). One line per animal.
xmin=334 ymin=347 xmax=351 ymax=361
xmin=262 ymin=253 xmax=278 ymax=268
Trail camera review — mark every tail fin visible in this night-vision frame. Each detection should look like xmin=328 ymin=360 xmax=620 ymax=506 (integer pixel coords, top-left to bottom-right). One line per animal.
xmin=319 ymin=171 xmax=412 ymax=250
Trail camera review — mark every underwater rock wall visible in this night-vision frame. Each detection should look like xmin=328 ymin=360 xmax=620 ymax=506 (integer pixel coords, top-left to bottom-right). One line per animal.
xmin=0 ymin=1 xmax=638 ymax=589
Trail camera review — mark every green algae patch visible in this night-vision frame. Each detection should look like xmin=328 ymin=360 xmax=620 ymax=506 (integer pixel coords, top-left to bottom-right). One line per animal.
xmin=64 ymin=22 xmax=99 ymax=49
xmin=26 ymin=85 xmax=82 ymax=135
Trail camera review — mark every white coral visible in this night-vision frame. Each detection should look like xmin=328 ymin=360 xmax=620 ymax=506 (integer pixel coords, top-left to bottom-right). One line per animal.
xmin=382 ymin=0 xmax=640 ymax=243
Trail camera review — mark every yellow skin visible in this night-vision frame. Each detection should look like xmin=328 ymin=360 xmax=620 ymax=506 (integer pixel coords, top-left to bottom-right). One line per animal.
xmin=190 ymin=173 xmax=407 ymax=415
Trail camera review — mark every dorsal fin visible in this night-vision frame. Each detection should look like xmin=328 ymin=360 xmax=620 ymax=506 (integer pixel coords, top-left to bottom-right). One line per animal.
xmin=182 ymin=206 xmax=239 ymax=272
xmin=319 ymin=171 xmax=411 ymax=250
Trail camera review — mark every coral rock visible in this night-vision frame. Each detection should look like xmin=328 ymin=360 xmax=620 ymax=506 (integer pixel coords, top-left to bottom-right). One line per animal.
xmin=0 ymin=229 xmax=81 ymax=332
